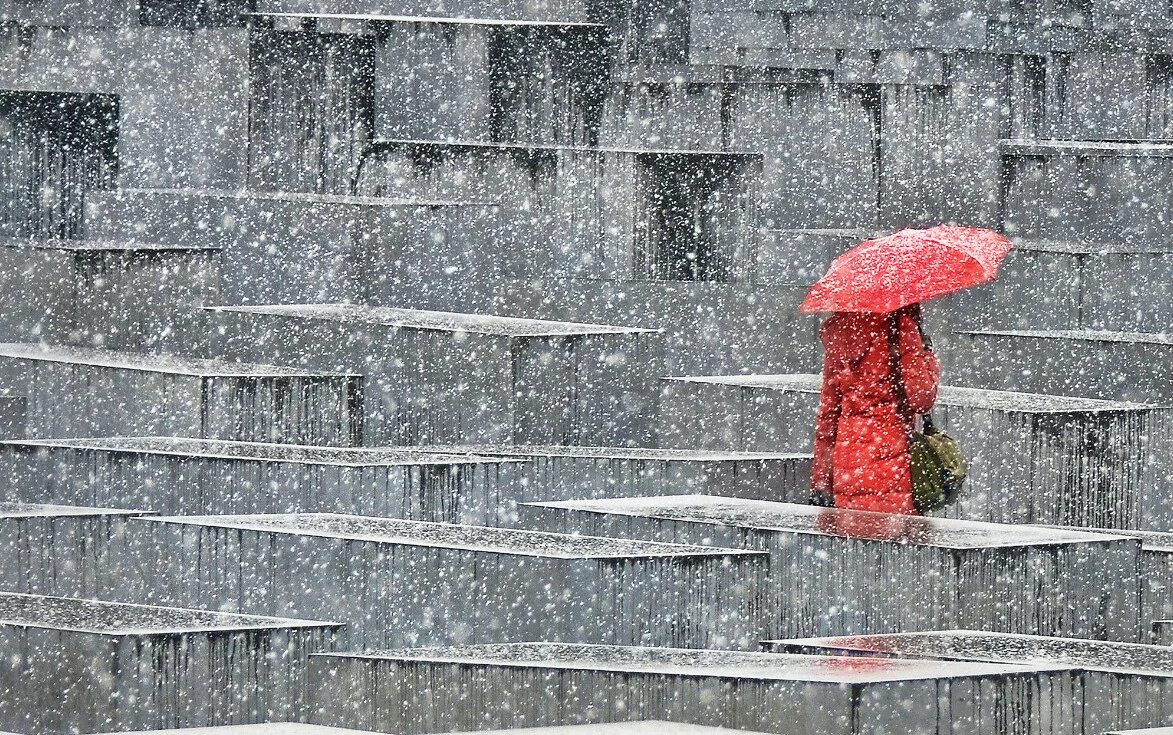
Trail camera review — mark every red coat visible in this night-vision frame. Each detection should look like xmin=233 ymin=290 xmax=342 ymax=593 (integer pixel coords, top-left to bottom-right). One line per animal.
xmin=811 ymin=310 xmax=941 ymax=515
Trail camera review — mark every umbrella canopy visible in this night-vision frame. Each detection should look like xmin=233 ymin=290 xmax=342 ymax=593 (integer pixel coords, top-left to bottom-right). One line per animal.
xmin=800 ymin=225 xmax=1014 ymax=314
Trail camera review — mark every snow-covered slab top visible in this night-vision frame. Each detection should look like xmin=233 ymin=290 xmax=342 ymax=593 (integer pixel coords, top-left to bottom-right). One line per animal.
xmin=373 ymin=138 xmax=761 ymax=158
xmin=422 ymin=444 xmax=810 ymax=462
xmin=1038 ymin=524 xmax=1173 ymax=553
xmin=109 ymin=727 xmax=375 ymax=735
xmin=109 ymin=722 xmax=772 ymax=735
xmin=526 ymin=495 xmax=1123 ymax=550
xmin=0 ymin=236 xmax=221 ymax=252
xmin=142 ymin=513 xmax=761 ymax=560
xmin=114 ymin=188 xmax=495 ymax=208
xmin=211 ymin=304 xmax=654 ymax=338
xmin=250 ymin=11 xmax=605 ymax=27
xmin=959 ymin=328 xmax=1173 ymax=347
xmin=1001 ymin=138 xmax=1173 ymax=157
xmin=770 ymin=630 xmax=1173 ymax=678
xmin=1010 ymin=237 xmax=1173 ymax=255
xmin=0 ymin=343 xmax=360 ymax=378
xmin=0 ymin=502 xmax=148 ymax=519
xmin=668 ymin=373 xmax=1153 ymax=412
xmin=764 ymin=228 xmax=876 ymax=238
xmin=0 ymin=437 xmax=517 ymax=468
xmin=317 ymin=642 xmax=1066 ymax=684
xmin=1105 ymin=728 xmax=1173 ymax=734
xmin=0 ymin=592 xmax=340 ymax=635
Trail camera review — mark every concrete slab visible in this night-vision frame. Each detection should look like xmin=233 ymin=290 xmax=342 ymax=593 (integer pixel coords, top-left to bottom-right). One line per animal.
xmin=118 ymin=513 xmax=768 ymax=650
xmin=767 ymin=630 xmax=1173 ymax=733
xmin=306 ymin=643 xmax=1079 ymax=734
xmin=0 ymin=343 xmax=364 ymax=446
xmin=0 ymin=438 xmax=520 ymax=522
xmin=0 ymin=592 xmax=340 ymax=734
xmin=522 ymin=495 xmax=1140 ymax=640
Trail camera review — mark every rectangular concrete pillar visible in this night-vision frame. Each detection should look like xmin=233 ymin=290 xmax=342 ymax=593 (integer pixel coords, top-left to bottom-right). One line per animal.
xmin=116 ymin=513 xmax=768 ymax=650
xmin=0 ymin=438 xmax=519 ymax=523
xmin=306 ymin=643 xmax=1079 ymax=735
xmin=0 ymin=592 xmax=340 ymax=734
xmin=523 ymin=495 xmax=1142 ymax=641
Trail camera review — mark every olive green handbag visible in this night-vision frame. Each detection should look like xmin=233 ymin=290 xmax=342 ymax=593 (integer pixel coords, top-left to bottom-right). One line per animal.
xmin=888 ymin=318 xmax=967 ymax=513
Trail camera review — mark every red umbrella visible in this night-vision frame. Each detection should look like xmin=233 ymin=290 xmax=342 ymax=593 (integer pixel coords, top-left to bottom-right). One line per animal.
xmin=800 ymin=225 xmax=1013 ymax=314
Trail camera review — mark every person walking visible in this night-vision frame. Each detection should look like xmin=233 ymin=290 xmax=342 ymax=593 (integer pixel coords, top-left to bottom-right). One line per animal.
xmin=810 ymin=304 xmax=940 ymax=514
xmin=799 ymin=225 xmax=1014 ymax=515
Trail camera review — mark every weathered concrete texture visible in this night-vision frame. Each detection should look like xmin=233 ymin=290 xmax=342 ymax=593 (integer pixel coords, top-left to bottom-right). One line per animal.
xmin=254 ymin=1 xmax=595 ymax=24
xmin=0 ymin=503 xmax=145 ymax=599
xmin=0 ymin=592 xmax=340 ymax=734
xmin=1003 ymin=140 xmax=1173 ymax=247
xmin=0 ymin=0 xmax=134 ymax=28
xmin=878 ymin=82 xmax=1004 ymax=229
xmin=0 ymin=25 xmax=249 ymax=189
xmin=496 ymin=277 xmax=820 ymax=376
xmin=356 ymin=140 xmax=762 ymax=283
xmin=306 ymin=643 xmax=1080 ymax=735
xmin=0 ymin=398 xmax=23 ymax=440
xmin=0 ymin=91 xmax=118 ymax=239
xmin=0 ymin=238 xmax=223 ymax=351
xmin=85 ymin=189 xmax=500 ymax=307
xmin=727 ymin=83 xmax=880 ymax=230
xmin=425 ymin=445 xmax=812 ymax=515
xmin=658 ymin=375 xmax=1170 ymax=529
xmin=116 ymin=514 xmax=769 ymax=650
xmin=0 ymin=344 xmax=365 ymax=447
xmin=753 ymin=229 xmax=869 ymax=286
xmin=368 ymin=18 xmax=610 ymax=145
xmin=948 ymin=329 xmax=1173 ymax=404
xmin=952 ymin=240 xmax=1173 ymax=333
xmin=1155 ymin=621 xmax=1173 ymax=646
xmin=247 ymin=27 xmax=375 ymax=195
xmin=196 ymin=304 xmax=662 ymax=447
xmin=0 ymin=438 xmax=519 ymax=523
xmin=94 ymin=723 xmax=775 ymax=735
xmin=523 ymin=495 xmax=1141 ymax=641
xmin=768 ymin=631 xmax=1173 ymax=734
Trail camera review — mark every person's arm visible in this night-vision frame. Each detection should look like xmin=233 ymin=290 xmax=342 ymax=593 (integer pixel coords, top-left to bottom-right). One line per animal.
xmin=897 ymin=313 xmax=941 ymax=415
xmin=811 ymin=350 xmax=842 ymax=496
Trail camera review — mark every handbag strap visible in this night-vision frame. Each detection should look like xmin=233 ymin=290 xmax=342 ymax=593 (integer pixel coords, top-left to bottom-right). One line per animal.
xmin=886 ymin=314 xmax=917 ymax=440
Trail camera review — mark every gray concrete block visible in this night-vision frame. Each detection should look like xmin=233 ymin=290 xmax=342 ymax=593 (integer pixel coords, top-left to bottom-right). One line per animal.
xmin=0 ymin=503 xmax=143 ymax=598
xmin=949 ymin=329 xmax=1173 ymax=404
xmin=0 ymin=592 xmax=339 ymax=734
xmin=0 ymin=343 xmax=364 ymax=446
xmin=372 ymin=19 xmax=610 ymax=146
xmin=118 ymin=513 xmax=769 ymax=649
xmin=0 ymin=0 xmax=134 ymax=27
xmin=357 ymin=140 xmax=762 ymax=283
xmin=879 ymin=83 xmax=1004 ymax=229
xmin=0 ymin=90 xmax=118 ymax=240
xmin=657 ymin=375 xmax=1172 ymax=529
xmin=524 ymin=495 xmax=1141 ymax=640
xmin=0 ymin=237 xmax=223 ymax=351
xmin=768 ymin=631 xmax=1173 ymax=734
xmin=0 ymin=25 xmax=250 ymax=189
xmin=85 ymin=188 xmax=499 ymax=306
xmin=194 ymin=304 xmax=662 ymax=446
xmin=754 ymin=228 xmax=869 ymax=285
xmin=0 ymin=437 xmax=520 ymax=523
xmin=422 ymin=444 xmax=812 ymax=510
xmin=1003 ymin=141 xmax=1173 ymax=245
xmin=787 ymin=12 xmax=883 ymax=48
xmin=307 ymin=643 xmax=1079 ymax=735
xmin=728 ymin=83 xmax=878 ymax=230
